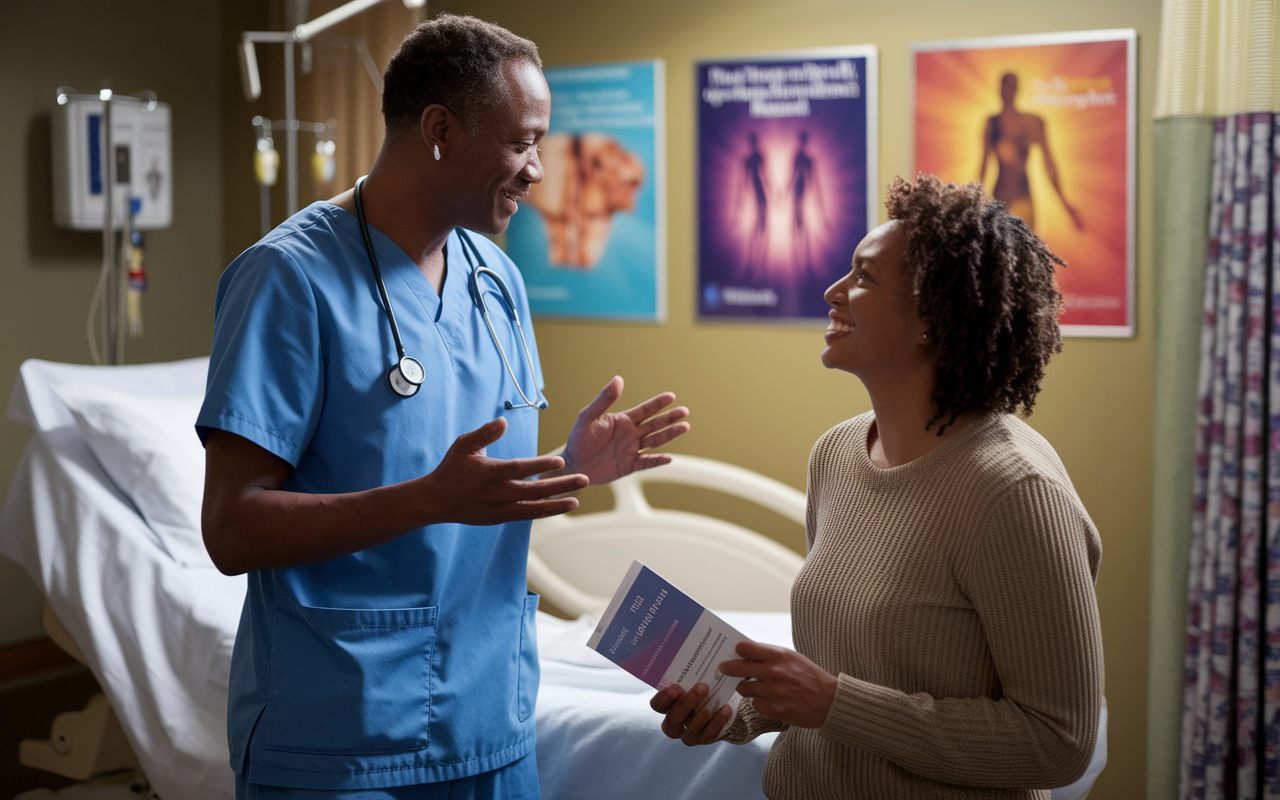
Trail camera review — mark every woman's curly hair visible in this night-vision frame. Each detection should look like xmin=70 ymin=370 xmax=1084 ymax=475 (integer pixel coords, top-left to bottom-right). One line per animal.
xmin=884 ymin=174 xmax=1064 ymax=434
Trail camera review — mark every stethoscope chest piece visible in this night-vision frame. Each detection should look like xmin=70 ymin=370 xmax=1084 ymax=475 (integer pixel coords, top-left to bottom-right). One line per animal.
xmin=354 ymin=175 xmax=544 ymax=408
xmin=388 ymin=355 xmax=425 ymax=398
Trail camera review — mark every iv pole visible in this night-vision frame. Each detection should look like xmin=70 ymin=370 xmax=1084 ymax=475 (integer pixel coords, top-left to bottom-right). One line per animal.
xmin=238 ymin=0 xmax=425 ymax=216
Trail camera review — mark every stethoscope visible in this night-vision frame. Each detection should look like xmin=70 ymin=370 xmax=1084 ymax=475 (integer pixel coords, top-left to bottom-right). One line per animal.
xmin=354 ymin=176 xmax=546 ymax=409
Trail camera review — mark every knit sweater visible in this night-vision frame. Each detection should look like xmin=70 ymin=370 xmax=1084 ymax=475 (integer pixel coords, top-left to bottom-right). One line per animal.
xmin=723 ymin=412 xmax=1103 ymax=799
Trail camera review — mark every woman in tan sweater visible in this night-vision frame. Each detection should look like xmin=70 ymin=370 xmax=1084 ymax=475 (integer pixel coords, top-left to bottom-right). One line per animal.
xmin=652 ymin=174 xmax=1103 ymax=799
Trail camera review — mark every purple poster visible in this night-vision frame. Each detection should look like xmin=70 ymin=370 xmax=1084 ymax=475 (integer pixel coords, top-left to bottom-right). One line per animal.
xmin=697 ymin=47 xmax=878 ymax=322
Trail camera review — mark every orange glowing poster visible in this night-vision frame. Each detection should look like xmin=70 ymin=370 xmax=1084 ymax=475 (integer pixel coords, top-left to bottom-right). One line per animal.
xmin=913 ymin=30 xmax=1135 ymax=337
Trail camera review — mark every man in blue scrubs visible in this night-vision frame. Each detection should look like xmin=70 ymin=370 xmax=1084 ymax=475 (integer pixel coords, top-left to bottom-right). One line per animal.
xmin=197 ymin=15 xmax=690 ymax=799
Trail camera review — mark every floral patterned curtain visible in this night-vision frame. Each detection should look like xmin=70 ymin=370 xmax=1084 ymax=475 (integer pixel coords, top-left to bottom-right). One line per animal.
xmin=1183 ymin=112 xmax=1279 ymax=799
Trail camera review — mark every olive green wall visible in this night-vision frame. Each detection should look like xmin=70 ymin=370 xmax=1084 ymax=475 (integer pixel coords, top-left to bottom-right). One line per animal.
xmin=0 ymin=1 xmax=227 ymax=643
xmin=437 ymin=1 xmax=1160 ymax=797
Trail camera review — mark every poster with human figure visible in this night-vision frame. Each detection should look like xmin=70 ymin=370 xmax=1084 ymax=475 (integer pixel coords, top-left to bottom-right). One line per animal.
xmin=912 ymin=30 xmax=1135 ymax=337
xmin=697 ymin=47 xmax=878 ymax=323
xmin=506 ymin=60 xmax=665 ymax=321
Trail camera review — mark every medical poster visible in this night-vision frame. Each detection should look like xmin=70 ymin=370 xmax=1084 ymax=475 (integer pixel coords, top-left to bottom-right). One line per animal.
xmin=912 ymin=30 xmax=1135 ymax=337
xmin=506 ymin=60 xmax=665 ymax=322
xmin=697 ymin=47 xmax=877 ymax=323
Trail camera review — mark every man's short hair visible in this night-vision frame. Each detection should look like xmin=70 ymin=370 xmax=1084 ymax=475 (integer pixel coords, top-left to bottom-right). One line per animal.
xmin=381 ymin=14 xmax=541 ymax=137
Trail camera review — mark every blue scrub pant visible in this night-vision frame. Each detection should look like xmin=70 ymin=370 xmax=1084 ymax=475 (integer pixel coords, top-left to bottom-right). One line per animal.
xmin=235 ymin=752 xmax=540 ymax=800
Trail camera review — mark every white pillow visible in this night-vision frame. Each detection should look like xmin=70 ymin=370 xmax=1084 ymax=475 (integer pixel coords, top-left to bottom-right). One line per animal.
xmin=50 ymin=382 xmax=212 ymax=569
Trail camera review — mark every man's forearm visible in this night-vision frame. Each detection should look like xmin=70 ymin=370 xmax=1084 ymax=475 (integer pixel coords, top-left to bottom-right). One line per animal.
xmin=200 ymin=424 xmax=583 ymax=575
xmin=203 ymin=477 xmax=436 ymax=575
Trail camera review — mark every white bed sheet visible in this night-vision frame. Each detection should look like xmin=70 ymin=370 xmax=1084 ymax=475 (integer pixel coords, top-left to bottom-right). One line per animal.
xmin=1 ymin=425 xmax=244 ymax=799
xmin=534 ymin=613 xmax=790 ymax=800
xmin=3 ymin=357 xmax=242 ymax=800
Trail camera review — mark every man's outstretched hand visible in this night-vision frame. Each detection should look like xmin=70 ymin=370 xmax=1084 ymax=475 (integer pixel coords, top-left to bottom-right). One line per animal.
xmin=421 ymin=418 xmax=589 ymax=525
xmin=560 ymin=377 xmax=690 ymax=486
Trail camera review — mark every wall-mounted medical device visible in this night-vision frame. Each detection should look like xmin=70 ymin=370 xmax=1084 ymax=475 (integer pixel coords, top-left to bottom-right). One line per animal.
xmin=52 ymin=92 xmax=172 ymax=230
xmin=53 ymin=86 xmax=169 ymax=366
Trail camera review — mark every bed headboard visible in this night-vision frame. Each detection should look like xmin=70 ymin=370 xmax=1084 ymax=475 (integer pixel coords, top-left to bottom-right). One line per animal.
xmin=528 ymin=454 xmax=806 ymax=618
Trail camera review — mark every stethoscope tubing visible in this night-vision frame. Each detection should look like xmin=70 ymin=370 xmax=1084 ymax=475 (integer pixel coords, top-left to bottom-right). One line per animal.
xmin=353 ymin=176 xmax=545 ymax=409
xmin=461 ymin=255 xmax=546 ymax=411
xmin=354 ymin=177 xmax=408 ymax=363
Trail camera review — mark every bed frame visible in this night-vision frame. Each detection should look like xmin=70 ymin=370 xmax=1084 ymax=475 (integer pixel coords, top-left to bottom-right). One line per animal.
xmin=19 ymin=604 xmax=141 ymax=781
xmin=528 ymin=453 xmax=807 ymax=617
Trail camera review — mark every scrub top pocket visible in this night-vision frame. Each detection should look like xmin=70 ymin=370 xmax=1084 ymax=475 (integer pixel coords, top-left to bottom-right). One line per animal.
xmin=515 ymin=592 xmax=539 ymax=722
xmin=264 ymin=598 xmax=438 ymax=755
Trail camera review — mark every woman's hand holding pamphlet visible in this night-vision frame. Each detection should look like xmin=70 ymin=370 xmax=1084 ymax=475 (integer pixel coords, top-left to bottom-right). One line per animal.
xmin=586 ymin=560 xmax=749 ymax=713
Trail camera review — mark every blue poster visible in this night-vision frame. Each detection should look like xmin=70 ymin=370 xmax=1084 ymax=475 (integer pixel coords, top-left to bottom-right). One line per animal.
xmin=697 ymin=48 xmax=878 ymax=322
xmin=507 ymin=60 xmax=665 ymax=321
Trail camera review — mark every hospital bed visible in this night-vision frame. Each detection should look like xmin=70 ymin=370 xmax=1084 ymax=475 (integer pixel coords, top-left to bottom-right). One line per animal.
xmin=0 ymin=357 xmax=1106 ymax=799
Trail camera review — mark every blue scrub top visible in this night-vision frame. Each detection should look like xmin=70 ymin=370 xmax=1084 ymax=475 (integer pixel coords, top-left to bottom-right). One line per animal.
xmin=197 ymin=203 xmax=544 ymax=791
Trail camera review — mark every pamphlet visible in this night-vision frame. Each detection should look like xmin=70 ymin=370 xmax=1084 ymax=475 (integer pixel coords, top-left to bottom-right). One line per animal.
xmin=586 ymin=560 xmax=748 ymax=712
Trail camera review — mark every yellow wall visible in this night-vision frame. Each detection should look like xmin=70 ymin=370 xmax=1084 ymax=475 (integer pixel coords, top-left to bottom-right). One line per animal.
xmin=436 ymin=1 xmax=1159 ymax=797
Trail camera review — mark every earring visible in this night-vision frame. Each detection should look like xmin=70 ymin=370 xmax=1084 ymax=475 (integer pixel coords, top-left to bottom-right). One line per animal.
xmin=433 ymin=144 xmax=441 ymax=161
xmin=921 ymin=332 xmax=929 ymax=342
